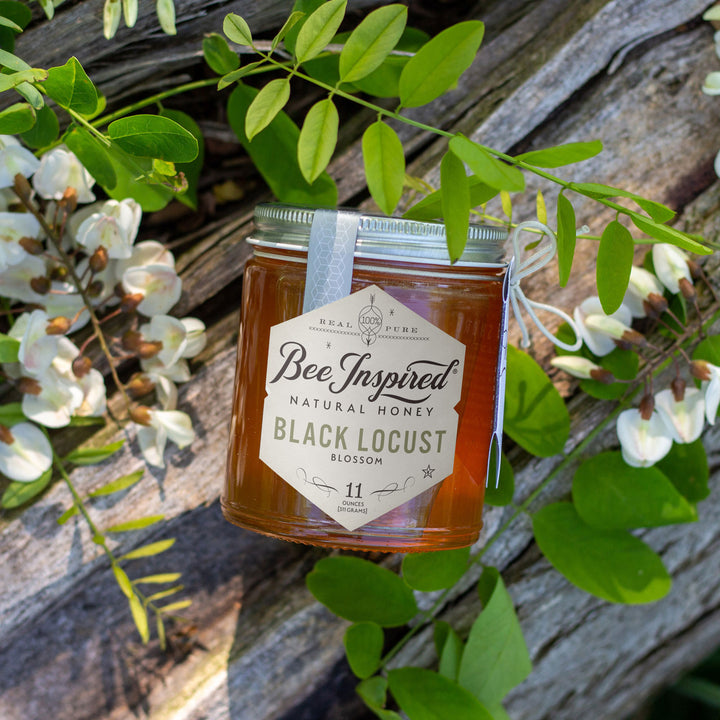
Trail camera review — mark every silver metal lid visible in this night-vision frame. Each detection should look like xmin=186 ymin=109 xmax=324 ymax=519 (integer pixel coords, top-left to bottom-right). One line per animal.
xmin=248 ymin=203 xmax=507 ymax=266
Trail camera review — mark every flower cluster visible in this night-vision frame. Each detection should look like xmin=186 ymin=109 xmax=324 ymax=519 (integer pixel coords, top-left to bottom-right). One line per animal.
xmin=551 ymin=243 xmax=716 ymax=468
xmin=0 ymin=137 xmax=206 ymax=481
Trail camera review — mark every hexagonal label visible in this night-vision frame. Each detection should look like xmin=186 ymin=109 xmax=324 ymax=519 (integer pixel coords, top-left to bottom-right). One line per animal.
xmin=259 ymin=285 xmax=465 ymax=531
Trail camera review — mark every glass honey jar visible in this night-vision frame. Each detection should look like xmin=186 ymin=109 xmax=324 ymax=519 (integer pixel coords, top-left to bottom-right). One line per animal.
xmin=223 ymin=204 xmax=509 ymax=552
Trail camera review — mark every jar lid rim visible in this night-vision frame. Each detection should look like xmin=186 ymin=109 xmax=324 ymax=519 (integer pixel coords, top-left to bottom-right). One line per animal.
xmin=250 ymin=203 xmax=507 ymax=265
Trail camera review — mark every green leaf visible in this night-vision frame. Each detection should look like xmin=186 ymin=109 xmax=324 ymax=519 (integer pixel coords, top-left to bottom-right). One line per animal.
xmin=271 ymin=11 xmax=304 ymax=51
xmin=693 ymin=334 xmax=720 ymax=365
xmin=307 ymin=556 xmax=418 ymax=627
xmin=120 ymin=539 xmax=176 ymax=561
xmin=344 ymin=622 xmax=384 ymax=679
xmin=656 ymin=439 xmax=710 ymax=503
xmin=0 ymin=1 xmax=32 ymax=53
xmin=339 ymin=4 xmax=407 ymax=83
xmin=298 ymin=97 xmax=338 ymax=183
xmin=0 ymin=13 xmax=20 ymax=31
xmin=64 ymin=125 xmax=117 ymax=190
xmin=596 ymin=220 xmax=633 ymax=315
xmin=15 ymin=80 xmax=44 ymax=110
xmin=362 ymin=120 xmax=405 ymax=216
xmin=295 ymin=0 xmax=347 ymax=64
xmin=485 ymin=452 xmax=514 ymax=506
xmin=0 ymin=101 xmax=33 ymax=133
xmin=441 ymin=149 xmax=470 ymax=262
xmin=44 ymin=56 xmax=98 ymax=115
xmin=223 ymin=13 xmax=253 ymax=46
xmin=157 ymin=613 xmax=167 ymax=650
xmin=227 ymin=83 xmax=337 ymax=206
xmin=1 ymin=468 xmax=52 ymax=508
xmin=402 ymin=547 xmax=469 ymax=592
xmin=630 ymin=215 xmax=710 ymax=255
xmin=0 ymin=332 xmax=19 ymax=362
xmin=449 ymin=135 xmax=524 ymax=192
xmin=357 ymin=677 xmax=402 ymax=720
xmin=0 ymin=47 xmax=28 ymax=70
xmin=434 ymin=621 xmax=464 ymax=682
xmin=112 ymin=563 xmax=134 ymax=599
xmin=556 ymin=193 xmax=576 ymax=287
xmin=159 ymin=108 xmax=205 ymax=209
xmin=57 ymin=505 xmax=79 ymax=525
xmin=0 ymin=69 xmax=37 ymax=92
xmin=403 ymin=178 xmax=497 ymax=222
xmin=156 ymin=599 xmax=192 ymax=614
xmin=64 ymin=440 xmax=124 ymax=466
xmin=107 ymin=514 xmax=164 ymax=533
xmin=108 ymin=114 xmax=199 ymax=163
xmin=89 ymin=470 xmax=144 ymax=497
xmin=0 ymin=402 xmax=24 ymax=426
xmin=134 ymin=573 xmax=182 ymax=584
xmin=388 ymin=668 xmax=494 ymax=720
xmin=104 ymin=143 xmax=174 ymax=211
xmin=458 ymin=567 xmax=531 ymax=705
xmin=145 ymin=585 xmax=183 ymax=604
xmin=516 ymin=140 xmax=602 ymax=168
xmin=399 ymin=21 xmax=484 ymax=108
xmin=217 ymin=60 xmax=264 ymax=90
xmin=573 ymin=452 xmax=697 ymax=529
xmin=129 ymin=593 xmax=150 ymax=643
xmin=21 ymin=104 xmax=59 ymax=148
xmin=571 ymin=182 xmax=676 ymax=224
xmin=504 ymin=345 xmax=570 ymax=457
xmin=579 ymin=346 xmax=638 ymax=400
xmin=245 ymin=77 xmax=291 ymax=141
xmin=532 ymin=502 xmax=672 ymax=604
xmin=203 ymin=32 xmax=239 ymax=75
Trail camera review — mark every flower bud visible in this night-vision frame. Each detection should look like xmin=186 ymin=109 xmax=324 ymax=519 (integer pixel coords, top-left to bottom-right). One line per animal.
xmin=642 ymin=292 xmax=668 ymax=319
xmin=671 ymin=376 xmax=686 ymax=403
xmin=13 ymin=172 xmax=32 ymax=201
xmin=72 ymin=355 xmax=93 ymax=378
xmin=17 ymin=376 xmax=41 ymax=395
xmin=639 ymin=393 xmax=655 ymax=421
xmin=120 ymin=292 xmax=144 ymax=312
xmin=0 ymin=424 xmax=14 ymax=445
xmin=678 ymin=276 xmax=696 ymax=301
xmin=652 ymin=243 xmax=693 ymax=295
xmin=126 ymin=373 xmax=155 ymax=398
xmin=50 ymin=265 xmax=68 ymax=282
xmin=130 ymin=405 xmax=152 ymax=426
xmin=58 ymin=186 xmax=78 ymax=214
xmin=19 ymin=236 xmax=44 ymax=255
xmin=46 ymin=316 xmax=71 ymax=335
xmin=690 ymin=360 xmax=712 ymax=382
xmin=122 ymin=329 xmax=143 ymax=351
xmin=86 ymin=279 xmax=104 ymax=298
xmin=138 ymin=340 xmax=163 ymax=359
xmin=30 ymin=276 xmax=50 ymax=295
xmin=550 ymin=355 xmax=614 ymax=383
xmin=89 ymin=246 xmax=109 ymax=273
xmin=687 ymin=259 xmax=703 ymax=281
xmin=584 ymin=314 xmax=648 ymax=348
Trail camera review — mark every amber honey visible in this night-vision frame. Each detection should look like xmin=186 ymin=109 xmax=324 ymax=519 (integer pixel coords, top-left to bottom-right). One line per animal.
xmin=223 ymin=205 xmax=508 ymax=552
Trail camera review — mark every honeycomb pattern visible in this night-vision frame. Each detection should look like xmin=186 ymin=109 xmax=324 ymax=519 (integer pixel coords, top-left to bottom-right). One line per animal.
xmin=303 ymin=210 xmax=358 ymax=313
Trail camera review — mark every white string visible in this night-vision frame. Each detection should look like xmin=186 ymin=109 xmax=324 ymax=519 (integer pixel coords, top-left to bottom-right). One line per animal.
xmin=509 ymin=220 xmax=583 ymax=352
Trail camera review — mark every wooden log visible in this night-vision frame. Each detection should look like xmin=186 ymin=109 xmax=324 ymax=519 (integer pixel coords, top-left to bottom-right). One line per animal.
xmin=1 ymin=1 xmax=720 ymax=719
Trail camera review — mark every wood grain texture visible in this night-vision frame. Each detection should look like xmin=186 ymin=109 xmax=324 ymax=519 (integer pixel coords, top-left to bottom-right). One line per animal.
xmin=1 ymin=1 xmax=720 ymax=719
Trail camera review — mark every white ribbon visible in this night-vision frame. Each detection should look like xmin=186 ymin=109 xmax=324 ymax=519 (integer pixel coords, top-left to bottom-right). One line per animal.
xmin=508 ymin=220 xmax=583 ymax=352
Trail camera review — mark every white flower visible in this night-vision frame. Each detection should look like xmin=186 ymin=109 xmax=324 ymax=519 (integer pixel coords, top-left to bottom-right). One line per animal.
xmin=573 ymin=297 xmax=632 ymax=357
xmin=41 ymin=280 xmax=90 ymax=332
xmin=180 ymin=317 xmax=206 ymax=357
xmin=122 ymin=263 xmax=182 ymax=316
xmin=15 ymin=309 xmax=60 ymax=377
xmin=139 ymin=315 xmax=188 ymax=368
xmin=0 ymin=211 xmax=42 ymax=272
xmin=616 ymin=408 xmax=673 ymax=468
xmin=76 ymin=198 xmax=142 ymax=259
xmin=549 ymin=355 xmax=613 ymax=382
xmin=33 ymin=146 xmax=96 ymax=203
xmin=703 ymin=70 xmax=720 ymax=95
xmin=75 ymin=368 xmax=107 ymax=417
xmin=0 ymin=135 xmax=40 ymax=189
xmin=652 ymin=244 xmax=692 ymax=295
xmin=136 ymin=409 xmax=195 ymax=468
xmin=622 ymin=266 xmax=666 ymax=318
xmin=0 ymin=421 xmax=52 ymax=482
xmin=0 ymin=253 xmax=48 ymax=303
xmin=654 ymin=387 xmax=705 ymax=444
xmin=114 ymin=240 xmax=175 ymax=277
xmin=22 ymin=368 xmax=85 ymax=427
xmin=700 ymin=362 xmax=720 ymax=425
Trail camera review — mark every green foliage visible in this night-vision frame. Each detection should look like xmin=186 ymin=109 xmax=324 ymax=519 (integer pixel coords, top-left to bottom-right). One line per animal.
xmin=402 ymin=547 xmax=470 ymax=592
xmin=1 ymin=468 xmax=52 ymax=508
xmin=344 ymin=622 xmax=384 ymax=678
xmin=64 ymin=125 xmax=118 ymax=190
xmin=20 ymin=104 xmax=59 ymax=148
xmin=449 ymin=134 xmax=525 ymax=192
xmin=597 ymin=220 xmax=633 ymax=314
xmin=227 ymin=83 xmax=337 ymax=206
xmin=88 ymin=470 xmax=144 ymax=497
xmin=693 ymin=335 xmax=720 ymax=365
xmin=245 ymin=77 xmax=291 ymax=141
xmin=435 ymin=621 xmax=464 ymax=681
xmin=532 ymin=502 xmax=672 ymax=604
xmin=484 ymin=452 xmax=514 ymax=507
xmin=0 ymin=402 xmax=25 ymax=425
xmin=44 ymin=56 xmax=98 ymax=115
xmin=572 ymin=182 xmax=676 ymax=224
xmin=362 ymin=120 xmax=405 ymax=215
xmin=388 ymin=668 xmax=494 ymax=720
xmin=356 ymin=676 xmax=401 ymax=720
xmin=657 ymin=440 xmax=711 ymax=503
xmin=403 ymin=177 xmax=497 ymax=222
xmin=107 ymin=514 xmax=164 ymax=532
xmin=307 ymin=555 xmax=418 ymax=626
xmin=63 ymin=440 xmax=124 ymax=465
xmin=440 ymin=149 xmax=470 ymax=261
xmin=504 ymin=345 xmax=570 ymax=457
xmin=121 ymin=539 xmax=176 ymax=561
xmin=298 ymin=97 xmax=338 ymax=183
xmin=398 ymin=21 xmax=484 ymax=108
xmin=202 ymin=33 xmax=239 ymax=75
xmin=159 ymin=108 xmax=205 ymax=209
xmin=294 ymin=0 xmax=347 ymax=64
xmin=0 ymin=332 xmax=19 ymax=362
xmin=0 ymin=1 xmax=32 ymax=52
xmin=223 ymin=13 xmax=253 ymax=46
xmin=458 ymin=567 xmax=532 ymax=706
xmin=556 ymin=192 xmax=576 ymax=286
xmin=0 ymin=101 xmax=34 ymax=133
xmin=579 ymin=346 xmax=638 ymax=399
xmin=516 ymin=140 xmax=603 ymax=168
xmin=108 ymin=114 xmax=199 ymax=163
xmin=572 ymin=452 xmax=697 ymax=529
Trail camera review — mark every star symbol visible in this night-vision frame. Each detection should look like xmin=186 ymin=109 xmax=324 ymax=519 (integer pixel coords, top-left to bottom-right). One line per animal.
xmin=389 ymin=308 xmax=395 ymax=316
xmin=326 ymin=341 xmax=332 ymax=349
xmin=422 ymin=464 xmax=435 ymax=479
